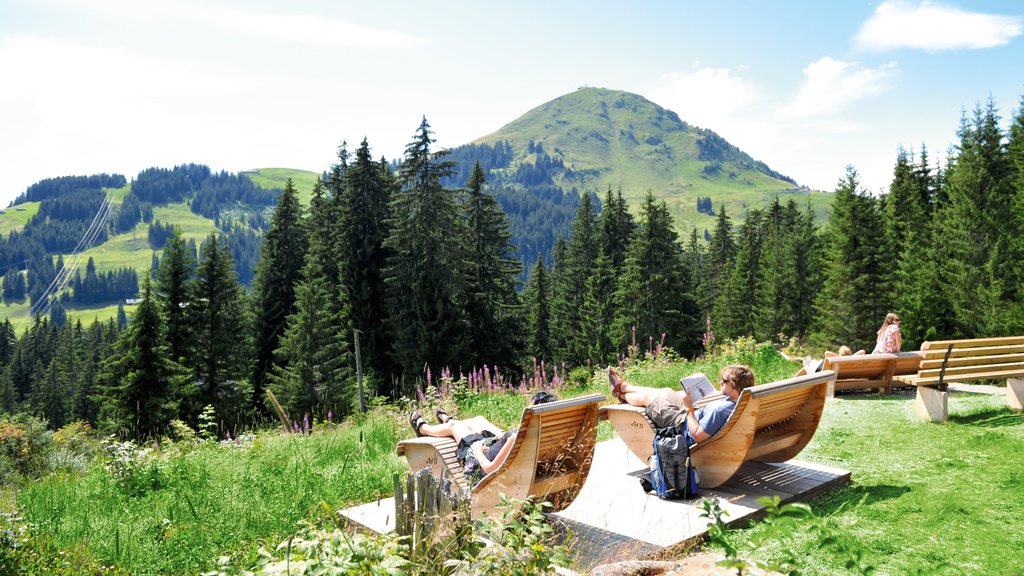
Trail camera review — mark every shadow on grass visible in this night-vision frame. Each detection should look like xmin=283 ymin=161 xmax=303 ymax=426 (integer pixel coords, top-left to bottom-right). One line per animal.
xmin=948 ymin=407 xmax=1024 ymax=428
xmin=811 ymin=483 xmax=911 ymax=515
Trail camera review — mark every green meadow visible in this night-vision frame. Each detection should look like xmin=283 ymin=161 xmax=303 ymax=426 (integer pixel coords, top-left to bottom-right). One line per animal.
xmin=3 ymin=345 xmax=1021 ymax=574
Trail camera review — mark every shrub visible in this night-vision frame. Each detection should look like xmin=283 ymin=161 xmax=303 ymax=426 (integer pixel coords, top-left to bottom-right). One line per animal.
xmin=100 ymin=437 xmax=165 ymax=497
xmin=0 ymin=414 xmax=54 ymax=483
xmin=51 ymin=420 xmax=101 ymax=474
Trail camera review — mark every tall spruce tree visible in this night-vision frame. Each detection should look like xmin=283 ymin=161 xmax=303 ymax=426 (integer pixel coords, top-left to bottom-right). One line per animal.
xmin=251 ymin=179 xmax=307 ymax=410
xmin=384 ymin=118 xmax=468 ymax=392
xmin=552 ymin=193 xmax=598 ymax=364
xmin=523 ymin=255 xmax=552 ymax=363
xmin=190 ymin=234 xmax=252 ymax=428
xmin=613 ymin=191 xmax=701 ymax=358
xmin=580 ymin=246 xmax=618 ymax=362
xmin=462 ymin=161 xmax=523 ymax=370
xmin=338 ymin=140 xmax=394 ymax=388
xmin=702 ymin=206 xmax=737 ymax=319
xmin=717 ymin=209 xmax=765 ymax=339
xmin=154 ymin=228 xmax=195 ymax=364
xmin=268 ymin=260 xmax=351 ymax=421
xmin=97 ymin=279 xmax=185 ymax=438
xmin=933 ymin=100 xmax=1014 ymax=336
xmin=812 ymin=167 xmax=888 ymax=350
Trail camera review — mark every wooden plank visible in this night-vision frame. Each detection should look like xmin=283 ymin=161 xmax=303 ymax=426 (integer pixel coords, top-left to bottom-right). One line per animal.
xmin=910 ymin=368 xmax=1024 ymax=386
xmin=919 ymin=353 xmax=1024 ymax=370
xmin=922 ymin=336 xmax=1024 ymax=350
xmin=914 ymin=362 xmax=1024 ymax=380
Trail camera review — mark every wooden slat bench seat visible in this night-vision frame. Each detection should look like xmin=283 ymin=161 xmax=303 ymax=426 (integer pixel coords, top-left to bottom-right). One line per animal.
xmin=396 ymin=393 xmax=604 ymax=519
xmin=821 ymin=351 xmax=924 ymax=395
xmin=598 ymin=370 xmax=835 ymax=489
xmin=894 ymin=336 xmax=1024 ymax=421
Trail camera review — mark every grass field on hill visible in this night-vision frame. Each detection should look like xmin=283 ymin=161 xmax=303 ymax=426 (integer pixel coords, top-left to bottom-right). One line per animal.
xmin=0 ymin=201 xmax=40 ymax=236
xmin=245 ymin=168 xmax=320 ymax=205
xmin=4 ymin=344 xmax=1021 ymax=574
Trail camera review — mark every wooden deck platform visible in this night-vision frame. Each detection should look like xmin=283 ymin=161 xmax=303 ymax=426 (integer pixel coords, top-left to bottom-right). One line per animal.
xmin=340 ymin=438 xmax=850 ymax=572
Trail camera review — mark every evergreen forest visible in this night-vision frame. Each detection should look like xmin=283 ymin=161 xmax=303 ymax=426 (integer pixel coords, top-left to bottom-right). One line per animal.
xmin=2 ymin=94 xmax=1024 ymax=441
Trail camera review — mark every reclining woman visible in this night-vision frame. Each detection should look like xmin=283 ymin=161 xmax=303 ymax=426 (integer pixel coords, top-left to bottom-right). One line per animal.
xmin=409 ymin=391 xmax=557 ymax=484
xmin=802 ymin=345 xmax=866 ymax=374
xmin=609 ymin=364 xmax=754 ymax=444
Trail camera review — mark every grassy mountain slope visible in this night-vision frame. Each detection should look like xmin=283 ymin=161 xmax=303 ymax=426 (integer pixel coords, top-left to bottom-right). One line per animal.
xmin=473 ymin=87 xmax=833 ymax=233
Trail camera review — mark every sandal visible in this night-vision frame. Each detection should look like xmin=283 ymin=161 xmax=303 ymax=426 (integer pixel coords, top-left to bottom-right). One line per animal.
xmin=409 ymin=410 xmax=427 ymax=437
xmin=608 ymin=367 xmax=626 ymax=403
xmin=436 ymin=406 xmax=455 ymax=424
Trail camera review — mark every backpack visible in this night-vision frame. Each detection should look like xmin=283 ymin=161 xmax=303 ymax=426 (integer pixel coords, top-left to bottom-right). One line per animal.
xmin=640 ymin=425 xmax=699 ymax=499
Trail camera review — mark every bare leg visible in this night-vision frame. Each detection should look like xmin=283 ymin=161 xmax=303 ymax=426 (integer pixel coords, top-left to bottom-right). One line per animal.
xmin=418 ymin=415 xmax=503 ymax=444
xmin=618 ymin=380 xmax=682 ymax=408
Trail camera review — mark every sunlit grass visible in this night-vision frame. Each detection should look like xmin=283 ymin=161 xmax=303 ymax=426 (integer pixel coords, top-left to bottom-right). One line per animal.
xmin=9 ymin=347 xmax=1024 ymax=574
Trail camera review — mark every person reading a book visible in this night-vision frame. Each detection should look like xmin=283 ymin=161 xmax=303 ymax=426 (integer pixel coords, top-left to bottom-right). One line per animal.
xmin=608 ymin=364 xmax=755 ymax=445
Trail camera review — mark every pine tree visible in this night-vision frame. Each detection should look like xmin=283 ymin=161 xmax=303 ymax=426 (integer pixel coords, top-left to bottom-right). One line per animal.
xmin=598 ymin=186 xmax=635 ymax=274
xmin=702 ymin=206 xmax=737 ymax=317
xmin=614 ymin=191 xmax=701 ymax=358
xmin=154 ymin=228 xmax=195 ymax=364
xmin=338 ymin=140 xmax=395 ymax=389
xmin=812 ymin=167 xmax=888 ymax=350
xmin=268 ymin=260 xmax=351 ymax=421
xmin=384 ymin=118 xmax=468 ymax=392
xmin=552 ymin=193 xmax=598 ymax=364
xmin=717 ymin=209 xmax=765 ymax=339
xmin=97 ymin=279 xmax=185 ymax=438
xmin=462 ymin=161 xmax=523 ymax=370
xmin=580 ymin=246 xmax=617 ymax=362
xmin=251 ymin=178 xmax=307 ymax=410
xmin=190 ymin=234 xmax=252 ymax=428
xmin=933 ymin=100 xmax=1014 ymax=336
xmin=523 ymin=256 xmax=552 ymax=363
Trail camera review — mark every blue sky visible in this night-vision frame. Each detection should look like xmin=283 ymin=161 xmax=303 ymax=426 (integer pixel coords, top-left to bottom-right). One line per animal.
xmin=1 ymin=0 xmax=1021 ymax=206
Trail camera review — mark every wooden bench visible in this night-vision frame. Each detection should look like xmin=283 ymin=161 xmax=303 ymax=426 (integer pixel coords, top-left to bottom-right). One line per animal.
xmin=894 ymin=336 xmax=1024 ymax=421
xmin=599 ymin=370 xmax=835 ymax=488
xmin=396 ymin=393 xmax=604 ymax=519
xmin=821 ymin=352 xmax=924 ymax=396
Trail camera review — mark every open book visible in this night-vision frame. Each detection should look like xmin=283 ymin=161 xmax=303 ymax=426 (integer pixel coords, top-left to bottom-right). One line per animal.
xmin=679 ymin=373 xmax=717 ymax=403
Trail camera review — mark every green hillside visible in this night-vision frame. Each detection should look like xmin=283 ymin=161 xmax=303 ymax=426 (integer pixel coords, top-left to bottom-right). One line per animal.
xmin=244 ymin=168 xmax=320 ymax=205
xmin=473 ymin=87 xmax=834 ymax=233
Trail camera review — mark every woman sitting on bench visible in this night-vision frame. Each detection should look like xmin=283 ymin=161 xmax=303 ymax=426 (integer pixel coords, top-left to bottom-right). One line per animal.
xmin=409 ymin=391 xmax=557 ymax=484
xmin=609 ymin=365 xmax=755 ymax=444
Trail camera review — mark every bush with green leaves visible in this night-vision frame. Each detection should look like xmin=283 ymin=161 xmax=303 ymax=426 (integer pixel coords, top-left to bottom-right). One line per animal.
xmin=0 ymin=414 xmax=54 ymax=483
xmin=446 ymin=496 xmax=570 ymax=576
xmin=100 ymin=436 xmax=165 ymax=496
xmin=203 ymin=496 xmax=569 ymax=576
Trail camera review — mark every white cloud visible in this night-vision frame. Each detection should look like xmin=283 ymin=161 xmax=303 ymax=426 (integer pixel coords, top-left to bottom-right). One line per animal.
xmin=856 ymin=0 xmax=1022 ymax=51
xmin=77 ymin=0 xmax=422 ymax=48
xmin=650 ymin=64 xmax=757 ymax=133
xmin=787 ymin=57 xmax=898 ymax=119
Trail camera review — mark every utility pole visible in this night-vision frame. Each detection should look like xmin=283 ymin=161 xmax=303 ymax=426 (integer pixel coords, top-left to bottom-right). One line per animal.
xmin=354 ymin=329 xmax=365 ymax=413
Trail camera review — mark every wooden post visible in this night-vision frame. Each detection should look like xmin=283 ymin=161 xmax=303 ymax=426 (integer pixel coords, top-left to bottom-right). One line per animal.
xmin=1008 ymin=378 xmax=1024 ymax=411
xmin=914 ymin=386 xmax=948 ymax=422
xmin=354 ymin=329 xmax=365 ymax=413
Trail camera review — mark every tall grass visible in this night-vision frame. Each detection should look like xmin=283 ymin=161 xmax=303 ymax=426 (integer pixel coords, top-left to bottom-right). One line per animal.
xmin=10 ymin=344 xmax=1023 ymax=574
xmin=15 ymin=412 xmax=406 ymax=574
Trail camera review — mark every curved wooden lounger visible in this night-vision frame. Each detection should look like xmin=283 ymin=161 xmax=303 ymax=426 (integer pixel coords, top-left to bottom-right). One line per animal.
xmin=396 ymin=393 xmax=605 ymax=519
xmin=599 ymin=370 xmax=836 ymax=488
xmin=822 ymin=352 xmax=923 ymax=395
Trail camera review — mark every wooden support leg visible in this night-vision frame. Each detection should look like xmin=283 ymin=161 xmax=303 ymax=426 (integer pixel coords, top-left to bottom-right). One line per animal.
xmin=1008 ymin=378 xmax=1024 ymax=411
xmin=914 ymin=386 xmax=948 ymax=422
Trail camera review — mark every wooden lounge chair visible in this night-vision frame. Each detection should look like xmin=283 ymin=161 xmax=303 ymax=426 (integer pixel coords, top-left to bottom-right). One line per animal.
xmin=396 ymin=393 xmax=605 ymax=519
xmin=822 ymin=351 xmax=924 ymax=395
xmin=894 ymin=336 xmax=1024 ymax=421
xmin=599 ymin=370 xmax=835 ymax=488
